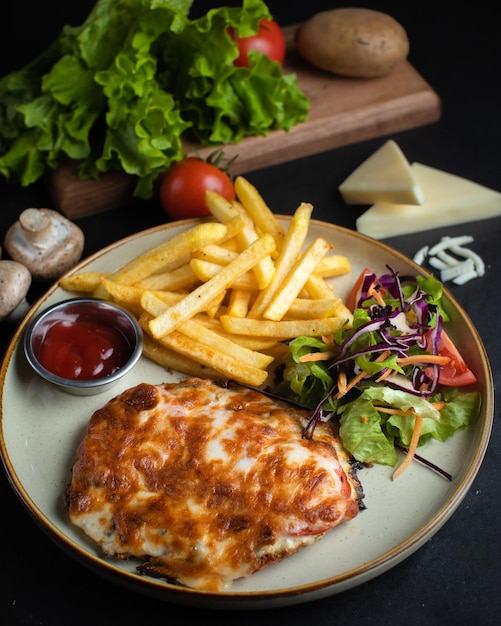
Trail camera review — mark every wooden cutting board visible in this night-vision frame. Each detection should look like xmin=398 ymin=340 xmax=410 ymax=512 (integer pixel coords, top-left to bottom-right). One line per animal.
xmin=49 ymin=25 xmax=441 ymax=219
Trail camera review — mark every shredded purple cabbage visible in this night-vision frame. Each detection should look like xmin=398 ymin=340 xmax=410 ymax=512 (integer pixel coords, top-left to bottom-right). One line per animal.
xmin=303 ymin=266 xmax=442 ymax=438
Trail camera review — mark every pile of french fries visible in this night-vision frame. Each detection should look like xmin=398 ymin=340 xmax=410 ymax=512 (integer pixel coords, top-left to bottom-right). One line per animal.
xmin=60 ymin=176 xmax=354 ymax=387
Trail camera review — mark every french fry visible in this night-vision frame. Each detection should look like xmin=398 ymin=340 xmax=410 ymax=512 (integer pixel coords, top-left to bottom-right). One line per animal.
xmin=178 ymin=320 xmax=274 ymax=370
xmin=167 ymin=331 xmax=269 ymax=386
xmin=205 ymin=189 xmax=241 ymax=223
xmin=146 ymin=233 xmax=276 ymax=339
xmin=220 ymin=314 xmax=351 ymax=339
xmin=109 ymin=221 xmax=228 ymax=285
xmin=302 ymin=275 xmax=355 ymax=323
xmin=234 ymin=176 xmax=285 ymax=246
xmin=133 ymin=263 xmax=199 ymax=291
xmin=141 ymin=315 xmax=269 ymax=387
xmin=92 ymin=282 xmax=113 ymax=300
xmin=313 ymin=254 xmax=351 ymax=277
xmin=304 ymin=274 xmax=338 ymax=299
xmin=140 ymin=290 xmax=222 ymax=320
xmin=142 ymin=300 xmax=273 ymax=370
xmin=263 ymin=237 xmax=333 ymax=321
xmin=190 ymin=258 xmax=259 ymax=290
xmin=193 ymin=316 xmax=281 ymax=351
xmin=100 ymin=279 xmax=149 ymax=306
xmin=285 ymin=297 xmax=344 ymax=320
xmin=248 ymin=203 xmax=312 ymax=318
xmin=231 ymin=202 xmax=276 ymax=290
xmin=60 ymin=271 xmax=107 ymax=293
xmin=206 ymin=190 xmax=275 ymax=290
xmin=142 ymin=332 xmax=221 ymax=379
xmin=220 ymin=238 xmax=240 ymax=252
xmin=204 ymin=290 xmax=226 ymax=319
xmin=193 ymin=244 xmax=238 ymax=265
xmin=221 ymin=214 xmax=246 ymax=241
xmin=227 ymin=288 xmax=252 ymax=317
xmin=100 ymin=278 xmax=184 ymax=307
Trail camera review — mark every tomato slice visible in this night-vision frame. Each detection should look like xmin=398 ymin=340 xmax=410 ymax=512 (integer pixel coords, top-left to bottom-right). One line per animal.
xmin=345 ymin=267 xmax=384 ymax=312
xmin=425 ymin=329 xmax=477 ymax=386
xmin=346 ymin=267 xmax=370 ymax=312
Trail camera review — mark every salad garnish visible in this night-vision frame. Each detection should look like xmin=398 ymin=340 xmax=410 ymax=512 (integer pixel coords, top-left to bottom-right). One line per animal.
xmin=275 ymin=266 xmax=481 ymax=479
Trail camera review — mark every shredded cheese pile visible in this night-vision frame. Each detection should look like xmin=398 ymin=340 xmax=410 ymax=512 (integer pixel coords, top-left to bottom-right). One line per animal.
xmin=413 ymin=235 xmax=485 ymax=285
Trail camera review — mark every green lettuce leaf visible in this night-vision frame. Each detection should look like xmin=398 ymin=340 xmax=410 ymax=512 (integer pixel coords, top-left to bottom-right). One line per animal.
xmin=339 ymin=397 xmax=398 ymax=466
xmin=0 ymin=0 xmax=193 ymax=190
xmin=361 ymin=385 xmax=442 ymax=421
xmin=385 ymin=386 xmax=482 ymax=445
xmin=0 ymin=0 xmax=309 ymax=198
xmin=338 ymin=384 xmax=481 ymax=465
xmin=91 ymin=9 xmax=192 ymax=195
xmin=282 ymin=335 xmax=334 ymax=408
xmin=153 ymin=0 xmax=308 ymax=146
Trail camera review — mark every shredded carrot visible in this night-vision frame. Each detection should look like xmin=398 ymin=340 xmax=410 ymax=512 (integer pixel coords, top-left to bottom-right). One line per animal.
xmin=374 ymin=350 xmax=390 ymax=363
xmin=334 ymin=349 xmax=393 ymax=398
xmin=375 ymin=368 xmax=394 ymax=383
xmin=392 ymin=415 xmax=423 ymax=480
xmin=334 ymin=370 xmax=367 ymax=398
xmin=369 ymin=353 xmax=449 ymax=382
xmin=367 ymin=283 xmax=386 ymax=306
xmin=375 ymin=349 xmax=391 ymax=361
xmin=321 ymin=335 xmax=336 ymax=349
xmin=300 ymin=350 xmax=336 ymax=362
xmin=337 ymin=369 xmax=348 ymax=395
xmin=432 ymin=401 xmax=446 ymax=410
xmin=397 ymin=354 xmax=450 ymax=366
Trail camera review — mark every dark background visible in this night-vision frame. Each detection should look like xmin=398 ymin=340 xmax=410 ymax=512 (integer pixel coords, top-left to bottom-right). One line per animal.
xmin=1 ymin=2 xmax=499 ymax=625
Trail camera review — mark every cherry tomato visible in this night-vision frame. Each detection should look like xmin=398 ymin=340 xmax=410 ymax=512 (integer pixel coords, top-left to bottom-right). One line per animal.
xmin=159 ymin=157 xmax=235 ymax=220
xmin=425 ymin=329 xmax=477 ymax=386
xmin=229 ymin=19 xmax=286 ymax=67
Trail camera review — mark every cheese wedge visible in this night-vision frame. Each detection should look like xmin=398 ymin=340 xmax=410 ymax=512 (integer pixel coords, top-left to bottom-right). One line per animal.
xmin=339 ymin=140 xmax=425 ymax=205
xmin=356 ymin=162 xmax=501 ymax=239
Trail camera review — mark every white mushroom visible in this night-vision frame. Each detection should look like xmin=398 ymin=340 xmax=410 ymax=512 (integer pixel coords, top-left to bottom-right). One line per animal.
xmin=3 ymin=208 xmax=85 ymax=281
xmin=0 ymin=260 xmax=32 ymax=322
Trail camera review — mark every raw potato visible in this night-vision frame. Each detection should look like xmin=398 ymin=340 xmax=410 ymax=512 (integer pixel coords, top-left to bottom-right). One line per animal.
xmin=295 ymin=8 xmax=410 ymax=78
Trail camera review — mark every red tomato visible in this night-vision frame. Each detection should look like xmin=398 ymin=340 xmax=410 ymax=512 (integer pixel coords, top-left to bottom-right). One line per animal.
xmin=425 ymin=329 xmax=477 ymax=386
xmin=229 ymin=19 xmax=286 ymax=67
xmin=346 ymin=267 xmax=374 ymax=312
xmin=159 ymin=157 xmax=235 ymax=220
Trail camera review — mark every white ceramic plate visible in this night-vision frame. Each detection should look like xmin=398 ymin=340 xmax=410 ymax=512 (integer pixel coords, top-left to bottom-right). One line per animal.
xmin=0 ymin=218 xmax=494 ymax=610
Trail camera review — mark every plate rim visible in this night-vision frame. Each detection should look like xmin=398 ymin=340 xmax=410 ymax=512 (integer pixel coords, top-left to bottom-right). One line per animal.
xmin=0 ymin=217 xmax=494 ymax=609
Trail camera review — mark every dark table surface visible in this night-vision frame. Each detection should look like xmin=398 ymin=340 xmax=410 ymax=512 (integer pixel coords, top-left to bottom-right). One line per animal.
xmin=1 ymin=2 xmax=499 ymax=625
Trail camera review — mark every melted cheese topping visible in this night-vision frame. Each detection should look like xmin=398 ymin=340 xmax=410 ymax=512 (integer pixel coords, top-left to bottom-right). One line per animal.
xmin=66 ymin=378 xmax=363 ymax=591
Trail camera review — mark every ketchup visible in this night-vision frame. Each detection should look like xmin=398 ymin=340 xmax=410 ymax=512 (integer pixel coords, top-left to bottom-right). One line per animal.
xmin=34 ymin=304 xmax=134 ymax=381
